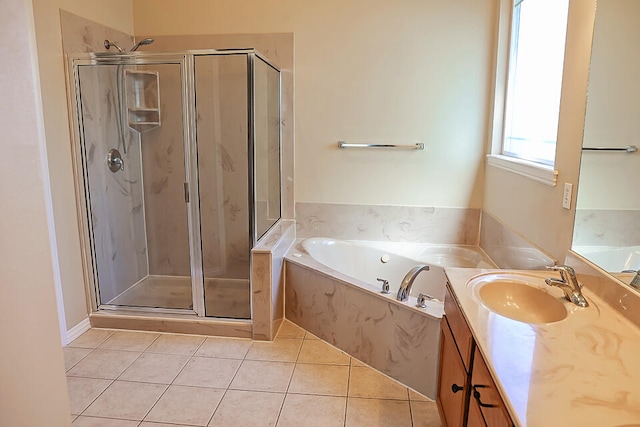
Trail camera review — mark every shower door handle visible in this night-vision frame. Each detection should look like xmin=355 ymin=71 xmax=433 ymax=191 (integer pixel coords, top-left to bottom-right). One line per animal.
xmin=107 ymin=149 xmax=124 ymax=172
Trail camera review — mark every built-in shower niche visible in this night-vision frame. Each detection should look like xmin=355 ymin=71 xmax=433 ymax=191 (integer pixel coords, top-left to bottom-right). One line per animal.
xmin=125 ymin=70 xmax=160 ymax=132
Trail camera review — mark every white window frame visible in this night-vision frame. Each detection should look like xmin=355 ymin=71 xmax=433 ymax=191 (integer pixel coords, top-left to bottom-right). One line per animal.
xmin=487 ymin=0 xmax=566 ymax=187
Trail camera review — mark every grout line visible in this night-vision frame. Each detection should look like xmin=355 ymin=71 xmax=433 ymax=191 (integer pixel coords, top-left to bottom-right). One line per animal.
xmin=344 ymin=358 xmax=353 ymax=427
xmin=75 ymin=378 xmax=115 ymax=417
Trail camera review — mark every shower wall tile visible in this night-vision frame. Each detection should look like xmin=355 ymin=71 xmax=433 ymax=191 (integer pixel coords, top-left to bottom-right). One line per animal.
xmin=60 ymin=11 xmax=133 ymax=54
xmin=285 ymin=261 xmax=441 ymax=399
xmin=573 ymin=209 xmax=640 ymax=247
xmin=139 ymin=33 xmax=295 ymax=220
xmin=140 ymin=63 xmax=191 ymax=277
xmin=295 ymin=202 xmax=480 ymax=244
xmin=479 ymin=211 xmax=557 ymax=270
xmin=252 ymin=220 xmax=296 ymax=341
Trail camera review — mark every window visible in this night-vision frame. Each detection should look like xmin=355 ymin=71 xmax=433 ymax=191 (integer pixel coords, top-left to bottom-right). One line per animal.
xmin=502 ymin=0 xmax=570 ymax=166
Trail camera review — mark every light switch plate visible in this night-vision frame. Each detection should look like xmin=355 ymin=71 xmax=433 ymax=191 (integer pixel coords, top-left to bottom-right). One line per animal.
xmin=562 ymin=183 xmax=572 ymax=210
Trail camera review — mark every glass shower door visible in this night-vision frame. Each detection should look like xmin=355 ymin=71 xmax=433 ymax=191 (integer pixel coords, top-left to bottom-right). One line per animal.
xmin=76 ymin=60 xmax=195 ymax=311
xmin=194 ymin=54 xmax=251 ymax=319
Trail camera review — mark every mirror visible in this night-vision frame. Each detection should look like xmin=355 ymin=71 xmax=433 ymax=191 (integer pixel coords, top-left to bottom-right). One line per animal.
xmin=572 ymin=0 xmax=640 ymax=288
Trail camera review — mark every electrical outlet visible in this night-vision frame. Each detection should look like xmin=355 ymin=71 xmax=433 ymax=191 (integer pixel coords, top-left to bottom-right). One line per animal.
xmin=562 ymin=183 xmax=572 ymax=210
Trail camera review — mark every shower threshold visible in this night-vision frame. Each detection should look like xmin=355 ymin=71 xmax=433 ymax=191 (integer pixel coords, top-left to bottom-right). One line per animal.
xmin=105 ymin=275 xmax=250 ymax=319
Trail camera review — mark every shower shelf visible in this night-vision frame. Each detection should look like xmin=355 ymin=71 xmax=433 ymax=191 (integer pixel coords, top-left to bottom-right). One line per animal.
xmin=125 ymin=70 xmax=160 ymax=132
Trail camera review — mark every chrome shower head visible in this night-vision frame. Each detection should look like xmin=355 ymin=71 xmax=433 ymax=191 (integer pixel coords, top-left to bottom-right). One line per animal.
xmin=130 ymin=38 xmax=154 ymax=52
xmin=104 ymin=39 xmax=124 ymax=52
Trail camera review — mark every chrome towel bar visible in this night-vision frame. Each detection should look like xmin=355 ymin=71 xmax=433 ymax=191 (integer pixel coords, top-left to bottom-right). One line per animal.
xmin=582 ymin=145 xmax=637 ymax=153
xmin=337 ymin=141 xmax=425 ymax=150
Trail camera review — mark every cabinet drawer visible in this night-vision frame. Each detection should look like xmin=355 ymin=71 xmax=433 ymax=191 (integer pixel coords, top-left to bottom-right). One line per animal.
xmin=437 ymin=320 xmax=469 ymax=427
xmin=471 ymin=346 xmax=513 ymax=427
xmin=444 ymin=284 xmax=474 ymax=371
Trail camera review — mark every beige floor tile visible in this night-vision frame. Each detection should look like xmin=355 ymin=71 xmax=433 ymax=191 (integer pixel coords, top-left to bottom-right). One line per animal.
xmin=288 ymin=364 xmax=349 ymax=396
xmin=173 ymin=357 xmax=241 ymax=388
xmin=145 ymin=333 xmax=206 ymax=355
xmin=350 ymin=358 xmax=367 ymax=367
xmin=64 ymin=347 xmax=93 ymax=371
xmin=304 ymin=332 xmax=320 ymax=340
xmin=245 ymin=338 xmax=302 ymax=362
xmin=139 ymin=423 xmax=194 ymax=427
xmin=67 ymin=349 xmax=140 ymax=380
xmin=68 ymin=329 xmax=114 ymax=349
xmin=98 ymin=331 xmax=160 ymax=352
xmin=66 ymin=377 xmax=112 ymax=415
xmin=72 ymin=416 xmax=139 ymax=426
xmin=276 ymin=321 xmax=305 ymax=339
xmin=83 ymin=380 xmax=167 ymax=421
xmin=277 ymin=394 xmax=346 ymax=427
xmin=411 ymin=400 xmax=443 ymax=427
xmin=409 ymin=388 xmax=432 ymax=402
xmin=297 ymin=339 xmax=350 ymax=365
xmin=119 ymin=353 xmax=189 ymax=384
xmin=145 ymin=385 xmax=224 ymax=426
xmin=208 ymin=390 xmax=284 ymax=427
xmin=348 ymin=366 xmax=409 ymax=400
xmin=230 ymin=360 xmax=294 ymax=393
xmin=345 ymin=397 xmax=412 ymax=427
xmin=195 ymin=336 xmax=252 ymax=359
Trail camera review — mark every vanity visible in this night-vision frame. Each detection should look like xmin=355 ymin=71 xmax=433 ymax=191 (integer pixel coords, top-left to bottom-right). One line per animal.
xmin=437 ymin=268 xmax=640 ymax=427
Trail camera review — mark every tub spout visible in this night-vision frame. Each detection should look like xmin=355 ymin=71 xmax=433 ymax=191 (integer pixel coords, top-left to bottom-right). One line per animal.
xmin=397 ymin=264 xmax=430 ymax=301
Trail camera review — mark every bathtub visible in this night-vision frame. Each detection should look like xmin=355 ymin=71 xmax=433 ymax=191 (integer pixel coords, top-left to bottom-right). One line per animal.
xmin=284 ymin=237 xmax=496 ymax=398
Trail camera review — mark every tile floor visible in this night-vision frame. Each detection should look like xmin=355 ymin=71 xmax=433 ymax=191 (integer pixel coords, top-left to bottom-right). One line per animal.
xmin=64 ymin=321 xmax=442 ymax=427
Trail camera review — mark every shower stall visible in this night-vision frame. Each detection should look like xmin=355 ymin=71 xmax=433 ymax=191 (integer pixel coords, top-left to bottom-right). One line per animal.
xmin=67 ymin=49 xmax=281 ymax=320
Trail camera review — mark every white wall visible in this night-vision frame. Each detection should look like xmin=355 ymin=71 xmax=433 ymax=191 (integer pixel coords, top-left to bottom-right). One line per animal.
xmin=483 ymin=0 xmax=597 ymax=260
xmin=31 ymin=0 xmax=134 ymax=331
xmin=577 ymin=0 xmax=640 ymax=210
xmin=133 ymin=0 xmax=498 ymax=208
xmin=0 ymin=0 xmax=71 ymax=424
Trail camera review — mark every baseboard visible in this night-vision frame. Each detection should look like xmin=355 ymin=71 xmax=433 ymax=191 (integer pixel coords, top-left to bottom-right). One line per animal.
xmin=65 ymin=318 xmax=91 ymax=345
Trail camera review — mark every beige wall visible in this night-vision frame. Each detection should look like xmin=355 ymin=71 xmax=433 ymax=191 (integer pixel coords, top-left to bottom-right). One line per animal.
xmin=577 ymin=0 xmax=640 ymax=210
xmin=133 ymin=0 xmax=497 ymax=208
xmin=31 ymin=0 xmax=134 ymax=330
xmin=483 ymin=0 xmax=597 ymax=261
xmin=0 ymin=0 xmax=71 ymax=424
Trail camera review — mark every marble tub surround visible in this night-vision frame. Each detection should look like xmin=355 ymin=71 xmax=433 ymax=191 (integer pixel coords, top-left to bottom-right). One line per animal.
xmin=284 ymin=257 xmax=442 ymax=399
xmin=296 ymin=202 xmax=480 ymax=244
xmin=573 ymin=209 xmax=640 ymax=247
xmin=479 ymin=211 xmax=557 ymax=269
xmin=445 ymin=267 xmax=640 ymax=427
xmin=252 ymin=220 xmax=296 ymax=341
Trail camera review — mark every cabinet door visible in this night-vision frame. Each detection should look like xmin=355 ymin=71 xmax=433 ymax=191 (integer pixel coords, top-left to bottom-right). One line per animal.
xmin=471 ymin=347 xmax=513 ymax=427
xmin=467 ymin=394 xmax=487 ymax=427
xmin=437 ymin=319 xmax=469 ymax=427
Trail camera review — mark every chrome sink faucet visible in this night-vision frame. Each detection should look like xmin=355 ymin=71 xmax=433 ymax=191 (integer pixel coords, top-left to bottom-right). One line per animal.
xmin=397 ymin=264 xmax=430 ymax=302
xmin=545 ymin=265 xmax=589 ymax=307
xmin=621 ymin=270 xmax=640 ymax=289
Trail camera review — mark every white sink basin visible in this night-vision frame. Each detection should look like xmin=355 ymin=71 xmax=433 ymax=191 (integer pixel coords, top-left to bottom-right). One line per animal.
xmin=467 ymin=273 xmax=568 ymax=324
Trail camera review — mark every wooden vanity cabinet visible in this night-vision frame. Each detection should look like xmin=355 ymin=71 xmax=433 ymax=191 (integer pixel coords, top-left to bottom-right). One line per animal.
xmin=437 ymin=284 xmax=514 ymax=427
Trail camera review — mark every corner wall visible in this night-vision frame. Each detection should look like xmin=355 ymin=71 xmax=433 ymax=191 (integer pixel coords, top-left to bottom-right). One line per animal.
xmin=0 ymin=0 xmax=71 ymax=424
xmin=483 ymin=0 xmax=597 ymax=261
xmin=132 ymin=0 xmax=497 ymax=209
xmin=31 ymin=0 xmax=135 ymax=332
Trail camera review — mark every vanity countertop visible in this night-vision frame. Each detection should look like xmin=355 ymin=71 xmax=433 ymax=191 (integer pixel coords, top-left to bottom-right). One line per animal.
xmin=444 ymin=268 xmax=640 ymax=427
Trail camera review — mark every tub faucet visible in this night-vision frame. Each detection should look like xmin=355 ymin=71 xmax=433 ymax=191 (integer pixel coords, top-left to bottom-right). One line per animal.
xmin=545 ymin=265 xmax=589 ymax=307
xmin=397 ymin=264 xmax=430 ymax=302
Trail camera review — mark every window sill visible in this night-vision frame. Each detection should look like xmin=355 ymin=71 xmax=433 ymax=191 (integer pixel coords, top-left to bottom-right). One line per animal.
xmin=486 ymin=154 xmax=558 ymax=187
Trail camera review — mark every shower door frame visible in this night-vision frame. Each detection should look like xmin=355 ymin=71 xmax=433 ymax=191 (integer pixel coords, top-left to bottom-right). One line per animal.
xmin=67 ymin=52 xmax=206 ymax=316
